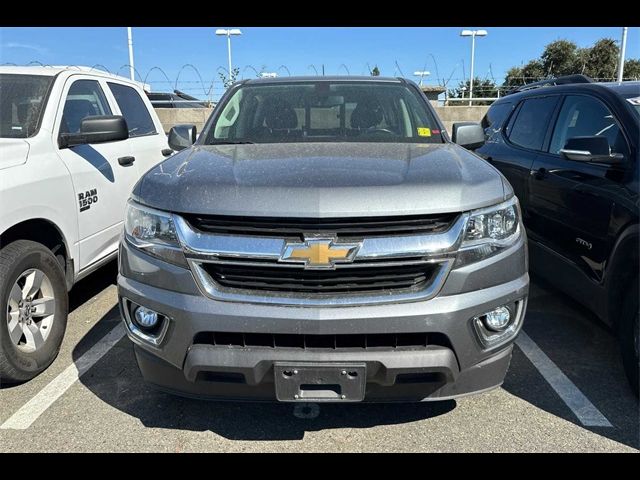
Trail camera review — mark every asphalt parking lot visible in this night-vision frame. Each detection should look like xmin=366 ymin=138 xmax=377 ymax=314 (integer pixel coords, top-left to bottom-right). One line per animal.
xmin=0 ymin=261 xmax=638 ymax=452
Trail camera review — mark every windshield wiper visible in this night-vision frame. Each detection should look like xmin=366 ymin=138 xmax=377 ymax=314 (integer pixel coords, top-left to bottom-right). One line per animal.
xmin=209 ymin=140 xmax=255 ymax=145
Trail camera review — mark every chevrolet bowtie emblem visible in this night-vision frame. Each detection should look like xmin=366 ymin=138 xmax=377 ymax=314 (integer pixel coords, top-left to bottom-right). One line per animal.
xmin=280 ymin=237 xmax=362 ymax=269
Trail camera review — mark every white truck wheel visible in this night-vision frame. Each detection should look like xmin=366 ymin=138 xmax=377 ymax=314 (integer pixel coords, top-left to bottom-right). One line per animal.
xmin=0 ymin=240 xmax=68 ymax=383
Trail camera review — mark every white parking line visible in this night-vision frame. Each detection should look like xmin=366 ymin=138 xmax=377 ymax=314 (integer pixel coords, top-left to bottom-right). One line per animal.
xmin=1 ymin=323 xmax=125 ymax=430
xmin=515 ymin=331 xmax=612 ymax=428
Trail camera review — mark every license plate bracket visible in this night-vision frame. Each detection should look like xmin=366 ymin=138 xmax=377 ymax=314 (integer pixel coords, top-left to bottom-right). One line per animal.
xmin=274 ymin=363 xmax=366 ymax=402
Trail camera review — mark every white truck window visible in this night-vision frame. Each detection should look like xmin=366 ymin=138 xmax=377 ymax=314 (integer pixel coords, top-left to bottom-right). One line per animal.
xmin=61 ymin=80 xmax=112 ymax=134
xmin=0 ymin=74 xmax=54 ymax=138
xmin=107 ymin=82 xmax=157 ymax=138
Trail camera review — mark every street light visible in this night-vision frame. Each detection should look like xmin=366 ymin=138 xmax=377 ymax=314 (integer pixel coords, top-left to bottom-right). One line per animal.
xmin=215 ymin=28 xmax=242 ymax=83
xmin=460 ymin=29 xmax=487 ymax=105
xmin=413 ymin=70 xmax=430 ymax=86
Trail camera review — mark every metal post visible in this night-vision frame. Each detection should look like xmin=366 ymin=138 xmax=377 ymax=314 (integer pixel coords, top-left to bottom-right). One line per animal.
xmin=227 ymin=32 xmax=233 ymax=81
xmin=617 ymin=27 xmax=628 ymax=83
xmin=127 ymin=27 xmax=135 ymax=81
xmin=469 ymin=33 xmax=475 ymax=106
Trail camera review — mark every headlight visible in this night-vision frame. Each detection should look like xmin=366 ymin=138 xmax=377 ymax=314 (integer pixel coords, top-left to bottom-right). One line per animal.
xmin=455 ymin=196 xmax=522 ymax=266
xmin=124 ymin=200 xmax=188 ymax=267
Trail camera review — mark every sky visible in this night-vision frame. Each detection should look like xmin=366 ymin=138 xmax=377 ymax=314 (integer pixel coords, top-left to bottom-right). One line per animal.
xmin=1 ymin=27 xmax=638 ymax=101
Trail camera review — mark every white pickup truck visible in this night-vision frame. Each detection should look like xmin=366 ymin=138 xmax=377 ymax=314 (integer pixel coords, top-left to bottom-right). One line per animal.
xmin=0 ymin=66 xmax=171 ymax=382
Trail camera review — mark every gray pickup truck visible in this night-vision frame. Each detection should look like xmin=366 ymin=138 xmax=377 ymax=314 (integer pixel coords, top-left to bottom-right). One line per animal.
xmin=118 ymin=76 xmax=529 ymax=402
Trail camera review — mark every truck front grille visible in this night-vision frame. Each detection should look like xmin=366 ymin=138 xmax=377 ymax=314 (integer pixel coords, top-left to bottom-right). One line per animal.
xmin=175 ymin=212 xmax=465 ymax=306
xmin=199 ymin=260 xmax=439 ymax=294
xmin=182 ymin=212 xmax=459 ymax=238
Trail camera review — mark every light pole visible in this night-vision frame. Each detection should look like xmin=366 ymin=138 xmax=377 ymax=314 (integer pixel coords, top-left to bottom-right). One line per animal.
xmin=127 ymin=27 xmax=135 ymax=81
xmin=413 ymin=70 xmax=430 ymax=86
xmin=617 ymin=27 xmax=628 ymax=82
xmin=215 ymin=28 xmax=242 ymax=83
xmin=460 ymin=29 xmax=487 ymax=105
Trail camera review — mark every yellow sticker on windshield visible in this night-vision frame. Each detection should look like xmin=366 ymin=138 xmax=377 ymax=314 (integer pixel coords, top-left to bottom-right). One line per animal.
xmin=417 ymin=127 xmax=431 ymax=137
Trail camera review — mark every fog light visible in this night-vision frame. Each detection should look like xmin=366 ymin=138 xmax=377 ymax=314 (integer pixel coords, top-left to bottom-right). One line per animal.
xmin=134 ymin=306 xmax=159 ymax=329
xmin=472 ymin=300 xmax=526 ymax=350
xmin=483 ymin=306 xmax=511 ymax=331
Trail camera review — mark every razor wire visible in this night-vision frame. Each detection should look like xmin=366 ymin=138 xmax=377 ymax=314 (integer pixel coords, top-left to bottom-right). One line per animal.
xmin=5 ymin=61 xmax=639 ymax=104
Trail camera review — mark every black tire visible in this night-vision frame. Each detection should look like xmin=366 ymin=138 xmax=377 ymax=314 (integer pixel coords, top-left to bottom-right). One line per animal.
xmin=620 ymin=278 xmax=639 ymax=397
xmin=0 ymin=240 xmax=68 ymax=384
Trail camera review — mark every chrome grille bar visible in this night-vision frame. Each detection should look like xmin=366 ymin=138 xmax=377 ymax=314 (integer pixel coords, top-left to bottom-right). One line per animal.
xmin=173 ymin=213 xmax=466 ymax=306
xmin=174 ymin=214 xmax=467 ymax=261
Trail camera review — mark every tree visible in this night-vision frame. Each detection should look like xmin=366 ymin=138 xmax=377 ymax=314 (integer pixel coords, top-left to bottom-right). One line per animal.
xmin=572 ymin=47 xmax=590 ymax=75
xmin=448 ymin=77 xmax=498 ymax=105
xmin=624 ymin=59 xmax=640 ymax=80
xmin=502 ymin=37 xmax=640 ymax=88
xmin=503 ymin=60 xmax=546 ymax=89
xmin=371 ymin=65 xmax=380 ymax=76
xmin=585 ymin=38 xmax=618 ymax=79
xmin=541 ymin=40 xmax=577 ymax=77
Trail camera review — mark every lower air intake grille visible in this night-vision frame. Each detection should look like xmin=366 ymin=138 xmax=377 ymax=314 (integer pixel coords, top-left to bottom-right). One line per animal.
xmin=193 ymin=331 xmax=451 ymax=351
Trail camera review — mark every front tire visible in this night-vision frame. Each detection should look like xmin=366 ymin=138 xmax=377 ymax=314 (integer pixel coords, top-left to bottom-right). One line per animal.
xmin=0 ymin=240 xmax=68 ymax=384
xmin=620 ymin=278 xmax=639 ymax=397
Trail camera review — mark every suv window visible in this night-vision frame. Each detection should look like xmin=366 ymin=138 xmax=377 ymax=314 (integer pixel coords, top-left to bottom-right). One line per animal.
xmin=61 ymin=80 xmax=111 ymax=134
xmin=507 ymin=96 xmax=558 ymax=151
xmin=107 ymin=82 xmax=157 ymax=137
xmin=549 ymin=95 xmax=627 ymax=156
xmin=481 ymin=102 xmax=512 ymax=139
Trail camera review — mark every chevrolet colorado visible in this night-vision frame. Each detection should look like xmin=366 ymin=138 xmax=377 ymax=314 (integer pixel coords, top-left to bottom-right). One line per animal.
xmin=118 ymin=76 xmax=529 ymax=402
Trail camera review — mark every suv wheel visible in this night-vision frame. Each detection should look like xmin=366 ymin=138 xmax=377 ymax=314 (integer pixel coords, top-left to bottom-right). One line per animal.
xmin=0 ymin=240 xmax=68 ymax=383
xmin=620 ymin=278 xmax=639 ymax=397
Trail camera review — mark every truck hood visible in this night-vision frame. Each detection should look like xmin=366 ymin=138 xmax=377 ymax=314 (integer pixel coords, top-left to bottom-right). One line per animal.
xmin=132 ymin=142 xmax=507 ymax=217
xmin=0 ymin=138 xmax=30 ymax=171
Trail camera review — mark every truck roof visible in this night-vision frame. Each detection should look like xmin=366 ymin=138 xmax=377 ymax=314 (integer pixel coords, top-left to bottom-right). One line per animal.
xmin=241 ymin=75 xmax=403 ymax=84
xmin=0 ymin=65 xmax=149 ymax=90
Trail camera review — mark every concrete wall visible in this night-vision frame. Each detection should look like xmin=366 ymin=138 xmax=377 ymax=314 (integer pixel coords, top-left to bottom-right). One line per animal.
xmin=155 ymin=108 xmax=213 ymax=134
xmin=155 ymin=106 xmax=489 ymax=136
xmin=433 ymin=106 xmax=489 ymax=135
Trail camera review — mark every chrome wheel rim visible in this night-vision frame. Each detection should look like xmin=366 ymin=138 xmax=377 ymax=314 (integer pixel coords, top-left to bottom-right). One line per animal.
xmin=6 ymin=269 xmax=56 ymax=353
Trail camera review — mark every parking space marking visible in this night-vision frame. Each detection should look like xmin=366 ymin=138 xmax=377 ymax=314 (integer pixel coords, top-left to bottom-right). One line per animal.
xmin=515 ymin=331 xmax=612 ymax=427
xmin=1 ymin=323 xmax=125 ymax=430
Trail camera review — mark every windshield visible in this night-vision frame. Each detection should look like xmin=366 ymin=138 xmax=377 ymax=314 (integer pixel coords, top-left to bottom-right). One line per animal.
xmin=202 ymin=81 xmax=444 ymax=145
xmin=0 ymin=74 xmax=54 ymax=138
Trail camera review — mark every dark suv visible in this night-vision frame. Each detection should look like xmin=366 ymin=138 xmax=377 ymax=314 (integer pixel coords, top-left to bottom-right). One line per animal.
xmin=475 ymin=76 xmax=639 ymax=395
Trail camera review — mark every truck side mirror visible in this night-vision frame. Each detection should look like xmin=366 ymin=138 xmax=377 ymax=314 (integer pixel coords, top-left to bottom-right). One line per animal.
xmin=452 ymin=122 xmax=485 ymax=150
xmin=168 ymin=124 xmax=197 ymax=151
xmin=59 ymin=115 xmax=129 ymax=148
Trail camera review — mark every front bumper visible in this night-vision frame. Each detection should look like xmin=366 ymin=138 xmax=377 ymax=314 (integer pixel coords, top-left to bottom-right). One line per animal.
xmin=118 ymin=236 xmax=528 ymax=402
